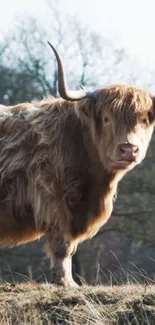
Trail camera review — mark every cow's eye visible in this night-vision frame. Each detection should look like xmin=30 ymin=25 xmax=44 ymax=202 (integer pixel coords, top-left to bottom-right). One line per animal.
xmin=142 ymin=118 xmax=149 ymax=125
xmin=104 ymin=117 xmax=109 ymax=123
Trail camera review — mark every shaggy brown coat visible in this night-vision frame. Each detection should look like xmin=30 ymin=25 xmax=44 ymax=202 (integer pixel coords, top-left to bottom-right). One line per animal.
xmin=0 ymin=85 xmax=154 ymax=286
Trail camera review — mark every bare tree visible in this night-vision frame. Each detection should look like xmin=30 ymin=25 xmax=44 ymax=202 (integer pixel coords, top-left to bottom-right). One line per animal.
xmin=0 ymin=1 xmax=131 ymax=105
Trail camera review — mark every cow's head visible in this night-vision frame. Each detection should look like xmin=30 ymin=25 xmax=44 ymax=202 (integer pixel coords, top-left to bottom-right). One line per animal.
xmin=90 ymin=85 xmax=155 ymax=172
xmin=48 ymin=42 xmax=155 ymax=173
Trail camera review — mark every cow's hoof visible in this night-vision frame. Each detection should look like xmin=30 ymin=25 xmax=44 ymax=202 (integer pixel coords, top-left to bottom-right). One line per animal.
xmin=63 ymin=280 xmax=79 ymax=288
xmin=52 ymin=278 xmax=79 ymax=288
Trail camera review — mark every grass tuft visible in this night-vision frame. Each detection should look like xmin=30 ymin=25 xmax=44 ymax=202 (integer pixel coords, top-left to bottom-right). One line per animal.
xmin=0 ymin=282 xmax=155 ymax=324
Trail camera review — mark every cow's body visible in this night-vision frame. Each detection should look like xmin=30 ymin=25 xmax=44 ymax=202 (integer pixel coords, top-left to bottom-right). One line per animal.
xmin=0 ymin=43 xmax=155 ymax=287
xmin=0 ymin=98 xmax=116 ymax=246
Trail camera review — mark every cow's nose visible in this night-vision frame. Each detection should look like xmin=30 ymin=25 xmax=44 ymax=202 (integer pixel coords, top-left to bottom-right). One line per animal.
xmin=118 ymin=143 xmax=139 ymax=160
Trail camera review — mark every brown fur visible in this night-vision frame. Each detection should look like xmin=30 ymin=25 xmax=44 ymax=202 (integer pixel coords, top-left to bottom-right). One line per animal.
xmin=0 ymin=85 xmax=154 ymax=286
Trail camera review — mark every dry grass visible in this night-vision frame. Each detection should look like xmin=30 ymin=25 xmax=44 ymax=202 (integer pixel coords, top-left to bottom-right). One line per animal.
xmin=0 ymin=283 xmax=155 ymax=324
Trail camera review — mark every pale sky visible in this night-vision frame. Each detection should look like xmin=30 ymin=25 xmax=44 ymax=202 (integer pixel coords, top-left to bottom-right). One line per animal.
xmin=1 ymin=0 xmax=155 ymax=92
xmin=1 ymin=0 xmax=155 ymax=62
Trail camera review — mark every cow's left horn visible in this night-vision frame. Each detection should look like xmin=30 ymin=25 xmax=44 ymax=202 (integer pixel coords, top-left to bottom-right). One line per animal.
xmin=48 ymin=41 xmax=97 ymax=101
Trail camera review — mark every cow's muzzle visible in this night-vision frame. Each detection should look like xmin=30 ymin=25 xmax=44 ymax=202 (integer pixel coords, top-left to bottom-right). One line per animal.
xmin=117 ymin=143 xmax=139 ymax=162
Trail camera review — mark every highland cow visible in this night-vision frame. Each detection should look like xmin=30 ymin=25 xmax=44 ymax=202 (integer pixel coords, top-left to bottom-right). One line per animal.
xmin=0 ymin=42 xmax=154 ymax=287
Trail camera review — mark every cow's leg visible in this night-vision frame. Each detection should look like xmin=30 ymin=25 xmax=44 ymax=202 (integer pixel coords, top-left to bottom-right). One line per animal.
xmin=46 ymin=233 xmax=78 ymax=287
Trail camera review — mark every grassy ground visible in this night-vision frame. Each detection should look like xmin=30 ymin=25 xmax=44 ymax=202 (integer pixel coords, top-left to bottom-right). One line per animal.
xmin=0 ymin=282 xmax=155 ymax=324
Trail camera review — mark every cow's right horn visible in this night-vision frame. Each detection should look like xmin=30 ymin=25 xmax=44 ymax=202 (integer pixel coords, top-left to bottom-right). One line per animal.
xmin=48 ymin=41 xmax=97 ymax=101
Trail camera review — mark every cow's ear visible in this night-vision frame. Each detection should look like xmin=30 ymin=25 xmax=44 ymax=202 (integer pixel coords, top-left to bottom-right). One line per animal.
xmin=76 ymin=98 xmax=97 ymax=123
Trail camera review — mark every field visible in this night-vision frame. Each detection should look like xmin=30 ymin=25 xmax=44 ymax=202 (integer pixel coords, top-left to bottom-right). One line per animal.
xmin=0 ymin=282 xmax=155 ymax=324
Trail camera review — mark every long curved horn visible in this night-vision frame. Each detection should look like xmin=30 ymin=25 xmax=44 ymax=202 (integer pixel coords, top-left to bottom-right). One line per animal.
xmin=47 ymin=41 xmax=97 ymax=101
